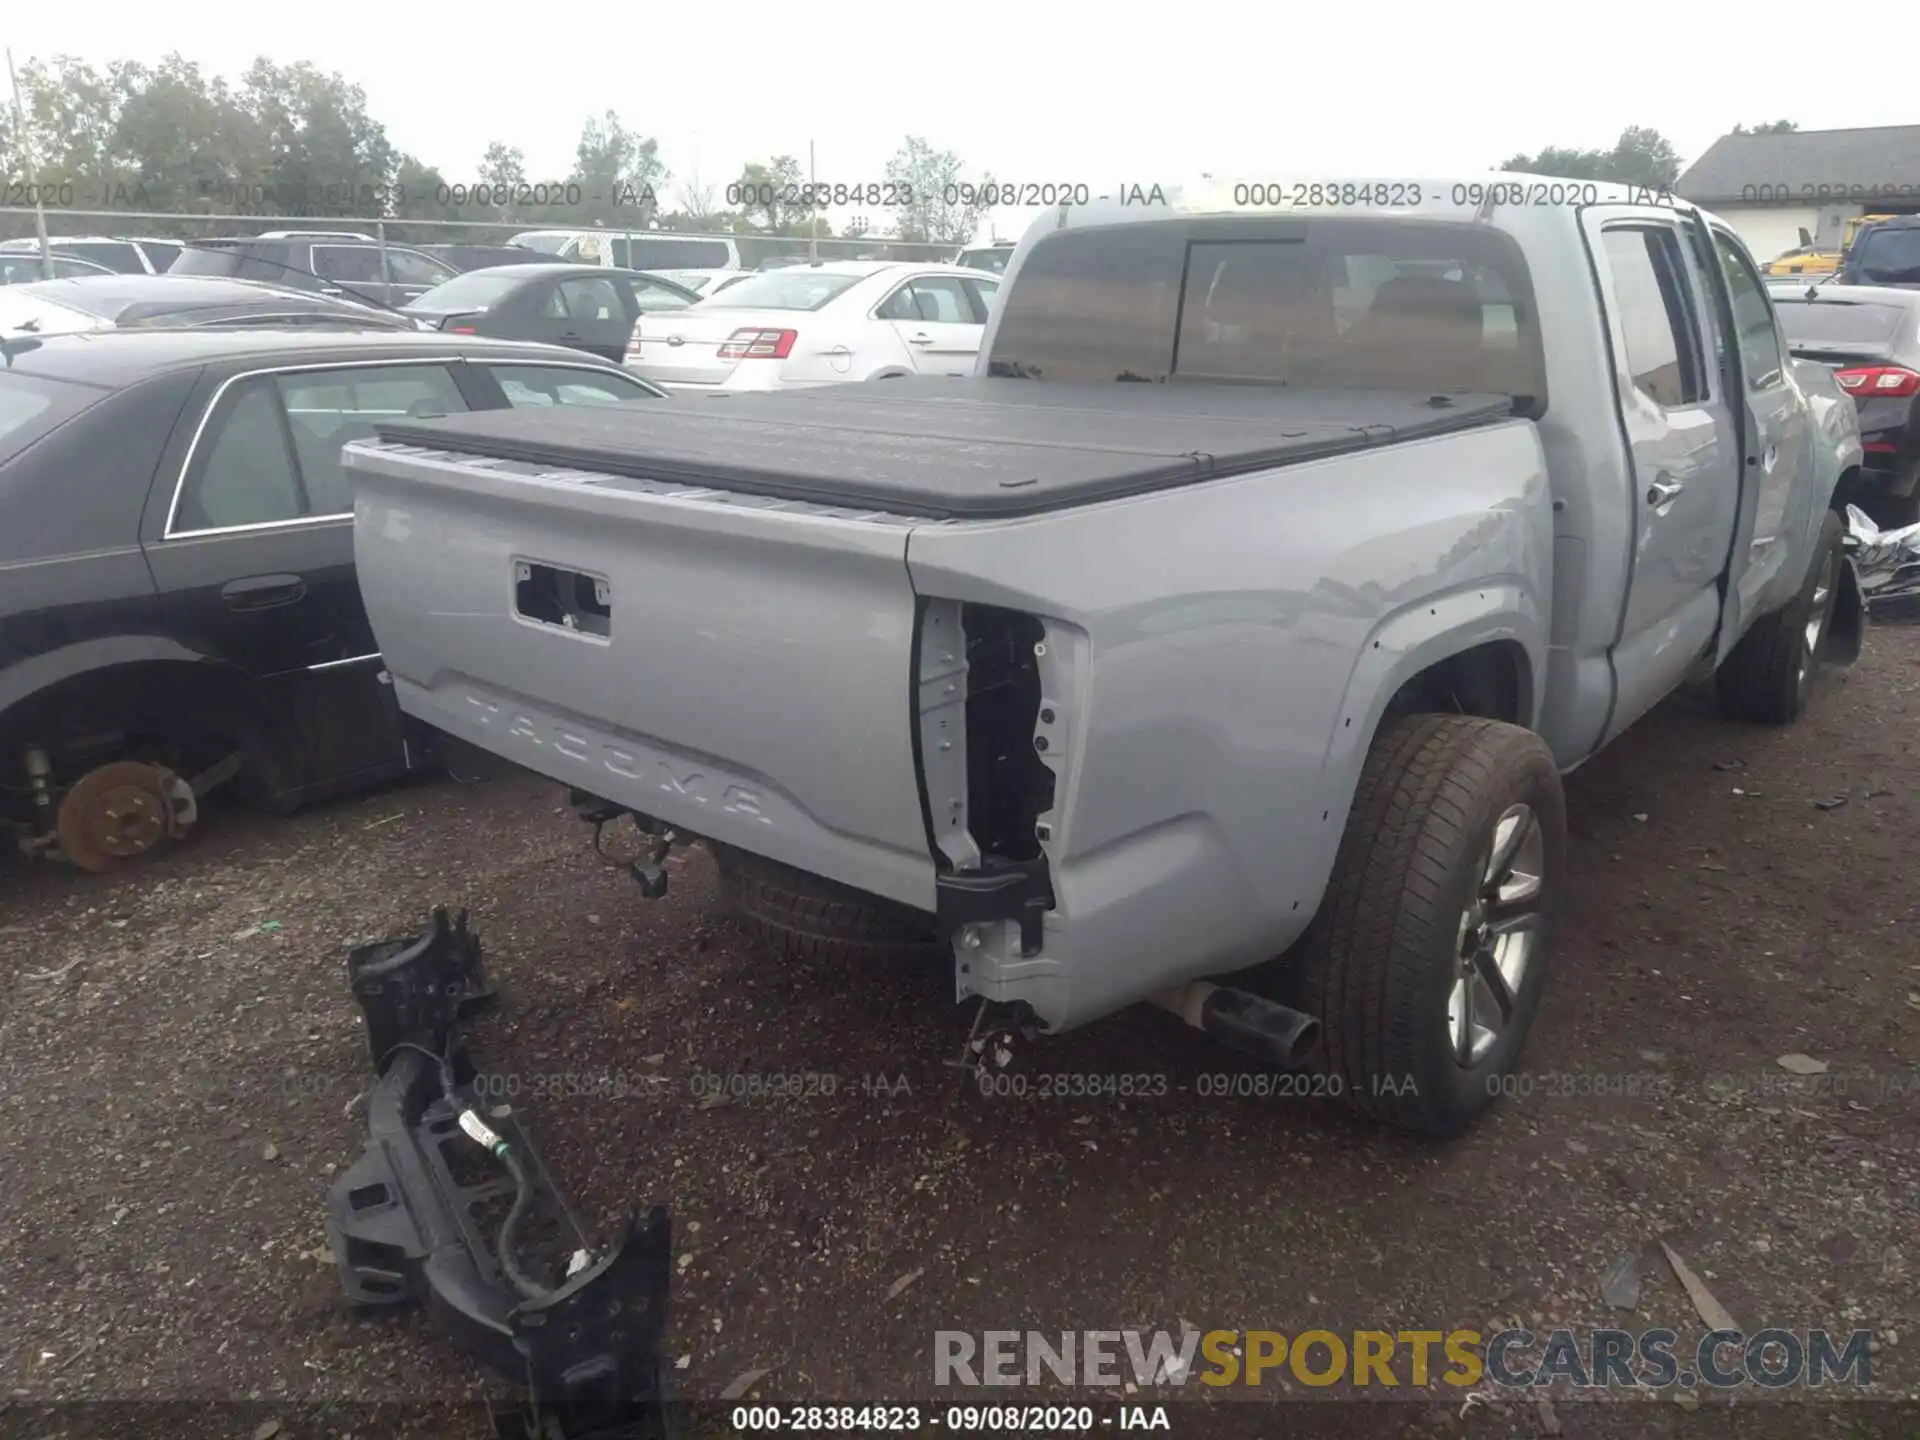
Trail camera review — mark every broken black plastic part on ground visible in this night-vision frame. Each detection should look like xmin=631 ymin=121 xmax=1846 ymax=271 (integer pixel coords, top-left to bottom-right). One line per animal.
xmin=328 ymin=908 xmax=676 ymax=1440
xmin=346 ymin=905 xmax=496 ymax=1068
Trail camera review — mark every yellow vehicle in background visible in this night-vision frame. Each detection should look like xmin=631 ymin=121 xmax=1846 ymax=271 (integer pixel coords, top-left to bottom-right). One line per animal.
xmin=1766 ymin=214 xmax=1897 ymax=277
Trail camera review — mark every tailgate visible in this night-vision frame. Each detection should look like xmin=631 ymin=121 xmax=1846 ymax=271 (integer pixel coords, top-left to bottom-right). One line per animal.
xmin=345 ymin=439 xmax=938 ymax=911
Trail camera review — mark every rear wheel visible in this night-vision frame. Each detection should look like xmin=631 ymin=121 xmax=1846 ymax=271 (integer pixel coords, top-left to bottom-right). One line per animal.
xmin=711 ymin=845 xmax=942 ymax=966
xmin=1295 ymin=714 xmax=1567 ymax=1138
xmin=1714 ymin=508 xmax=1844 ymax=725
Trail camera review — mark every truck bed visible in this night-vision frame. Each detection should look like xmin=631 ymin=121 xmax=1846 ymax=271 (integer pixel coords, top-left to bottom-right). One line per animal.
xmin=372 ymin=378 xmax=1515 ymax=520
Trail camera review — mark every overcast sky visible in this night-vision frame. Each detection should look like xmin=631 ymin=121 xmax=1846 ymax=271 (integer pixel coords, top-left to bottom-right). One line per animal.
xmin=10 ymin=3 xmax=1911 ymax=242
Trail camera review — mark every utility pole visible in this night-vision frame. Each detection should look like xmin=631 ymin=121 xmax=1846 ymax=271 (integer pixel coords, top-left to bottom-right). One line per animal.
xmin=4 ymin=49 xmax=54 ymax=279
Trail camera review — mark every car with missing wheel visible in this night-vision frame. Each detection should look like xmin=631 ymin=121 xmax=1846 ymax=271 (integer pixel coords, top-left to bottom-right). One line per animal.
xmin=340 ymin=177 xmax=1864 ymax=1137
xmin=0 ymin=328 xmax=664 ymax=872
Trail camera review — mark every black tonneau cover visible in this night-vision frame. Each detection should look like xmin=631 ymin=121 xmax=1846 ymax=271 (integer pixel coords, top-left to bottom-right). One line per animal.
xmin=372 ymin=377 xmax=1516 ymax=520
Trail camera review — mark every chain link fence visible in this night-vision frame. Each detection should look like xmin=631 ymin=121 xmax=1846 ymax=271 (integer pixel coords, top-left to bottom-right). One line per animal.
xmin=0 ymin=208 xmax=966 ymax=272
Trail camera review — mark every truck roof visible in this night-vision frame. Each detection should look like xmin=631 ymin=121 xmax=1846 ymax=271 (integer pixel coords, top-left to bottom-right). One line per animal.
xmin=365 ymin=379 xmax=1515 ymax=520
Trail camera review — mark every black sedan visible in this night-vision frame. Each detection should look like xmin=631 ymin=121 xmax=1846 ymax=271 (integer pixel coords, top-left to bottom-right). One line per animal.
xmin=1 ymin=273 xmax=419 ymax=332
xmin=1776 ymin=284 xmax=1920 ymax=526
xmin=403 ymin=263 xmax=698 ymax=361
xmin=0 ymin=328 xmax=665 ymax=871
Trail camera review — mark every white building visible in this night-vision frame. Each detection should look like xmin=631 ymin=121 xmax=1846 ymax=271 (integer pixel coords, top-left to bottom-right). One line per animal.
xmin=1675 ymin=125 xmax=1920 ymax=264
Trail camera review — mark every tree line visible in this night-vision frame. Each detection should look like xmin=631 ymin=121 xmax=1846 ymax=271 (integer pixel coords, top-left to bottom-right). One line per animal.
xmin=0 ymin=53 xmax=1800 ymax=245
xmin=0 ymin=54 xmax=997 ymax=245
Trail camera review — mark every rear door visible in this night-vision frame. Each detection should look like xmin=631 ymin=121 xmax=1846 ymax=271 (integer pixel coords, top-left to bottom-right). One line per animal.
xmin=535 ymin=275 xmax=632 ymax=360
xmin=1580 ymin=211 xmax=1742 ymax=739
xmin=874 ymin=273 xmax=984 ymax=375
xmin=1701 ymin=224 xmax=1816 ymax=645
xmin=140 ymin=358 xmax=475 ymax=790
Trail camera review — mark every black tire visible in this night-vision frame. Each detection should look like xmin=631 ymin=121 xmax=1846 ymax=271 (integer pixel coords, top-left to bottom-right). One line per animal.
xmin=1295 ymin=714 xmax=1567 ymax=1138
xmin=1714 ymin=507 xmax=1844 ymax=726
xmin=711 ymin=844 xmax=943 ymax=965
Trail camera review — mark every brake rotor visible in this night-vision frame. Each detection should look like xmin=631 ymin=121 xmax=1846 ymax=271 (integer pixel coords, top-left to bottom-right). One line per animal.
xmin=54 ymin=761 xmax=180 ymax=873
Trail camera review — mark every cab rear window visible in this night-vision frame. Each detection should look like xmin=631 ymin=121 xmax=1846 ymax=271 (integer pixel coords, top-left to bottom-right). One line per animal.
xmin=986 ymin=216 xmax=1547 ymax=411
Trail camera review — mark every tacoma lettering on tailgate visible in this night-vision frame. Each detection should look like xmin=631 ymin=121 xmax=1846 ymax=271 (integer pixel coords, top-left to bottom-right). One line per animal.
xmin=464 ymin=693 xmax=771 ymax=824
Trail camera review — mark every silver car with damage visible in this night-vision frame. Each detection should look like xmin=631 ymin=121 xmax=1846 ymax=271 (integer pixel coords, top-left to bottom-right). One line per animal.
xmin=342 ymin=177 xmax=1866 ymax=1137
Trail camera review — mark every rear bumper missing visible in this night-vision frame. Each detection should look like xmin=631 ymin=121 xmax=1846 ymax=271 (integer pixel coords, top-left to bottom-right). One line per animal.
xmin=327 ymin=909 xmax=675 ymax=1439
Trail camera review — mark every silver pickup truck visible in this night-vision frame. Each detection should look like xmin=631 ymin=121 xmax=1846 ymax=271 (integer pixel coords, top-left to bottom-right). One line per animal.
xmin=344 ymin=178 xmax=1865 ymax=1137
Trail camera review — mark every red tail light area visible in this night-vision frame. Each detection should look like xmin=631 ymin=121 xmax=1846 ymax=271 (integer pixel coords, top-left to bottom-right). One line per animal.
xmin=442 ymin=316 xmax=479 ymax=334
xmin=717 ymin=328 xmax=798 ymax=361
xmin=1836 ymin=365 xmax=1920 ymax=398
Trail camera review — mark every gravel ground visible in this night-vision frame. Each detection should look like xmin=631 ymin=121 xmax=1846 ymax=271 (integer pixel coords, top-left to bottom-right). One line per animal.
xmin=3 ymin=627 xmax=1919 ymax=1440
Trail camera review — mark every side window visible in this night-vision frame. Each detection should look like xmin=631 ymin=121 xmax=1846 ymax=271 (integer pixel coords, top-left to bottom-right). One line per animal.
xmin=620 ymin=277 xmax=693 ymax=313
xmin=878 ymin=277 xmax=974 ymax=323
xmin=312 ymin=246 xmax=382 ymax=283
xmin=963 ymin=277 xmax=1000 ymax=320
xmin=488 ymin=365 xmax=656 ymax=408
xmin=557 ymin=276 xmax=625 ymax=322
xmin=175 ymin=379 xmax=304 ymax=533
xmin=1599 ymin=228 xmax=1705 ymax=407
xmin=1712 ymin=232 xmax=1786 ymax=390
xmin=385 ymin=248 xmax=455 ymax=285
xmin=63 ymin=241 xmax=145 ymax=272
xmin=275 ymin=364 xmax=469 ymax=514
xmin=536 ymin=284 xmax=569 ymax=319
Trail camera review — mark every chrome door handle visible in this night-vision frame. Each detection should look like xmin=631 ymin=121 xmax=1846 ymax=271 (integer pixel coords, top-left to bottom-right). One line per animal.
xmin=1646 ymin=476 xmax=1685 ymax=507
xmin=908 ymin=332 xmax=934 ymax=345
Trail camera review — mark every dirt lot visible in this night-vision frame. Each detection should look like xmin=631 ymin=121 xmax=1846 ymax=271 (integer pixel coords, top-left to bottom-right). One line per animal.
xmin=3 ymin=626 xmax=1919 ymax=1440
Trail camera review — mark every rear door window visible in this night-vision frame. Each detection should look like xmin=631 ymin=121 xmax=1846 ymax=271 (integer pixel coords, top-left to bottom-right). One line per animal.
xmin=877 ymin=276 xmax=975 ymax=323
xmin=173 ymin=379 xmax=305 ymax=531
xmin=1599 ymin=228 xmax=1706 ymax=407
xmin=312 ymin=246 xmax=383 ymax=283
xmin=275 ymin=364 xmax=469 ymax=514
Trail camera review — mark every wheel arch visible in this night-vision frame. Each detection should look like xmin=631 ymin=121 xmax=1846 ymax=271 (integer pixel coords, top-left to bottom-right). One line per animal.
xmin=0 ymin=643 xmax=297 ymax=797
xmin=1303 ymin=586 xmax=1547 ymax=904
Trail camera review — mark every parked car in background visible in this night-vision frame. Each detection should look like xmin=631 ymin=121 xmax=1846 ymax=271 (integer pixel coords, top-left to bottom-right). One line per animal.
xmin=954 ymin=243 xmax=1015 ymax=274
xmin=1776 ymin=283 xmax=1920 ymax=526
xmin=415 ymin=243 xmax=556 ymax=274
xmin=0 ymin=274 xmax=418 ymax=334
xmin=0 ymin=235 xmax=183 ymax=275
xmin=0 ymin=253 xmax=115 ymax=285
xmin=625 ymin=261 xmax=1001 ymax=393
xmin=171 ymin=237 xmax=459 ymax=306
xmin=1840 ymin=215 xmax=1920 ymax=288
xmin=508 ymin=229 xmax=742 ymax=272
xmin=0 ymin=328 xmax=666 ymax=873
xmin=660 ymin=269 xmax=756 ymax=299
xmin=403 ymin=264 xmax=698 ymax=362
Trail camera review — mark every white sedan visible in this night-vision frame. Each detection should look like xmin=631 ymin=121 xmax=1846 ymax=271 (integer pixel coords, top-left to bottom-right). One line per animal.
xmin=624 ymin=260 xmax=1001 ymax=393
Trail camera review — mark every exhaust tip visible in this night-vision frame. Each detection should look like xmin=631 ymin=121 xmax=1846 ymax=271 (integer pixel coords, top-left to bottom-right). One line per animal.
xmin=1153 ymin=982 xmax=1322 ymax=1069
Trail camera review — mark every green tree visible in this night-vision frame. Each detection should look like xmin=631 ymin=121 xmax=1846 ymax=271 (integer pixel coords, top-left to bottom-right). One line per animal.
xmin=234 ymin=59 xmax=398 ymax=216
xmin=1501 ymin=125 xmax=1681 ymax=189
xmin=882 ymin=136 xmax=990 ymax=244
xmin=1732 ymin=120 xmax=1798 ymax=135
xmin=566 ymin=110 xmax=667 ymax=229
xmin=731 ymin=155 xmax=821 ymax=234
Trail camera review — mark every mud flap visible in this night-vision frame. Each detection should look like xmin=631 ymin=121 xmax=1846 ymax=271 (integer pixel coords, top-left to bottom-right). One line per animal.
xmin=327 ymin=908 xmax=675 ymax=1440
xmin=1827 ymin=552 xmax=1867 ymax=665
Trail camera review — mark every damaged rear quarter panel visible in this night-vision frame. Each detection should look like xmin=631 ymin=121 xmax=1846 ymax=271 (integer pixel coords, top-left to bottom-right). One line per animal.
xmin=905 ymin=421 xmax=1552 ymax=1029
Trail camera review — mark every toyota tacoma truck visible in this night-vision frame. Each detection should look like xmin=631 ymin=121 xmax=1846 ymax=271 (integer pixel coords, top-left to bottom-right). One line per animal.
xmin=342 ymin=179 xmax=1866 ymax=1137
